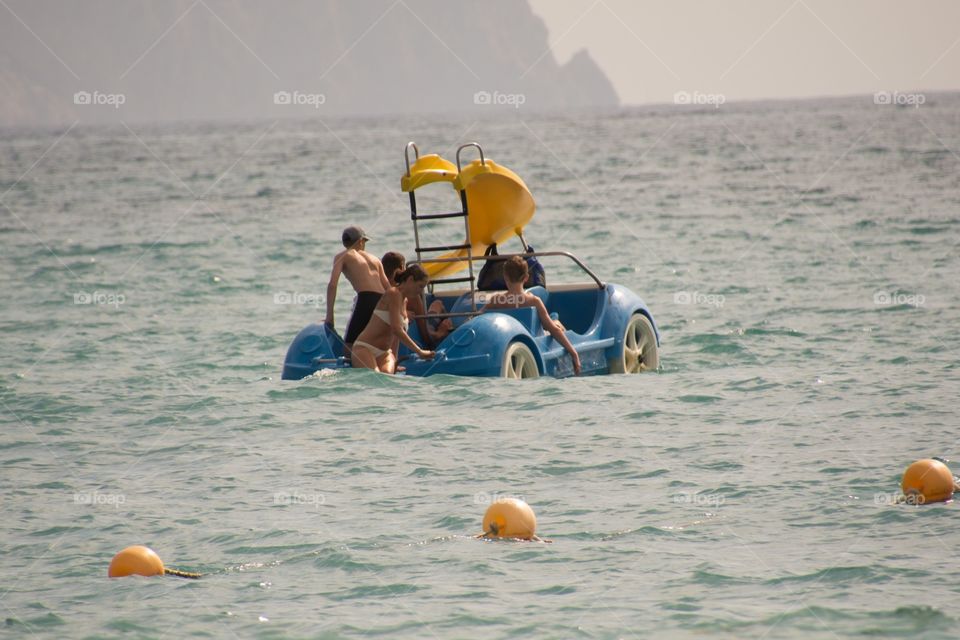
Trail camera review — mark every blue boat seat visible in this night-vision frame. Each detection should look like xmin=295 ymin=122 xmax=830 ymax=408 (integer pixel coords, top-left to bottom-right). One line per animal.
xmin=497 ymin=306 xmax=543 ymax=335
xmin=448 ymin=290 xmax=496 ymax=328
xmin=448 ymin=286 xmax=551 ymax=331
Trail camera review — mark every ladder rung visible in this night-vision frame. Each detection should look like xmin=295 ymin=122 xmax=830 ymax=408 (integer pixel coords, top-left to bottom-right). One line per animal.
xmin=428 ymin=276 xmax=475 ymax=285
xmin=413 ymin=211 xmax=467 ymax=221
xmin=418 ymin=243 xmax=471 ymax=252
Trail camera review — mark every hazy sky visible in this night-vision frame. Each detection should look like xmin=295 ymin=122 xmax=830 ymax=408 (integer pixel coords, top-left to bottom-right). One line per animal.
xmin=528 ymin=0 xmax=960 ymax=104
xmin=2 ymin=0 xmax=958 ymax=127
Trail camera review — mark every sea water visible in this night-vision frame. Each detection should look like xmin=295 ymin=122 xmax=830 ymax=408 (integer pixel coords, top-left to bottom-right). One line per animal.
xmin=2 ymin=94 xmax=959 ymax=638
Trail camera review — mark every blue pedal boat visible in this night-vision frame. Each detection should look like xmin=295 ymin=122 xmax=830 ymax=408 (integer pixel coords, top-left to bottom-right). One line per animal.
xmin=281 ymin=142 xmax=660 ymax=380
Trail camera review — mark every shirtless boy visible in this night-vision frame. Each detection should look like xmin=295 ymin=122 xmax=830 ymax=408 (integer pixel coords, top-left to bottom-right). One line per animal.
xmin=484 ymin=256 xmax=581 ymax=375
xmin=324 ymin=226 xmax=390 ymax=351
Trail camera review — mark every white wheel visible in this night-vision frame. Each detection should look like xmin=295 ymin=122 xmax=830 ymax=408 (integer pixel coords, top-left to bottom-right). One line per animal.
xmin=611 ymin=314 xmax=658 ymax=373
xmin=501 ymin=342 xmax=539 ymax=379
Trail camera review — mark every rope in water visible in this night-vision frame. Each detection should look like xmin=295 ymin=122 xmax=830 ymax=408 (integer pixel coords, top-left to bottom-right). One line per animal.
xmin=164 ymin=568 xmax=202 ymax=579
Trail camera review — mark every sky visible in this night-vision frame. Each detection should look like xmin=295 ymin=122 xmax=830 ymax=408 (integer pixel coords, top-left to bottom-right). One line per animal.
xmin=527 ymin=0 xmax=960 ymax=105
xmin=2 ymin=0 xmax=958 ymax=127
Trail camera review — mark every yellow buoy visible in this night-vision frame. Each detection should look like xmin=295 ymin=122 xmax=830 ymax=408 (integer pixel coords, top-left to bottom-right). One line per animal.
xmin=108 ymin=545 xmax=165 ymax=578
xmin=481 ymin=498 xmax=537 ymax=540
xmin=901 ymin=459 xmax=955 ymax=504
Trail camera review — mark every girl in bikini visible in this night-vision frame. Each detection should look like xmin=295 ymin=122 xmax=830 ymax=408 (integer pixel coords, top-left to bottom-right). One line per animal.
xmin=381 ymin=251 xmax=453 ymax=349
xmin=351 ymin=264 xmax=436 ymax=373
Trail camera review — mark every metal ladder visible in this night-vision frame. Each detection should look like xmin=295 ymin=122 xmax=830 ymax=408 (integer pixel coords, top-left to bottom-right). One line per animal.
xmin=404 ymin=142 xmax=483 ymax=312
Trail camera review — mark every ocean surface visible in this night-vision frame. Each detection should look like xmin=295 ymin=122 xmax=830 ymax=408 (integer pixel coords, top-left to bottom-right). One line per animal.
xmin=2 ymin=94 xmax=959 ymax=639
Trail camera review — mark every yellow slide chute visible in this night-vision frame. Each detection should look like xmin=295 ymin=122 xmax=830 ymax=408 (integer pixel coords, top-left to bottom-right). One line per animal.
xmin=401 ymin=144 xmax=535 ymax=279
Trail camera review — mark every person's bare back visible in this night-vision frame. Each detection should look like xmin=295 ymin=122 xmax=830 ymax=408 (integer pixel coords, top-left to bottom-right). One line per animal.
xmin=337 ymin=248 xmax=386 ymax=294
xmin=324 ymin=227 xmax=391 ymax=347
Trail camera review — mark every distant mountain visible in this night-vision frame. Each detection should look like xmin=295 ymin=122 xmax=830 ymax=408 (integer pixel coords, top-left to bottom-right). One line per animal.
xmin=0 ymin=0 xmax=618 ymax=126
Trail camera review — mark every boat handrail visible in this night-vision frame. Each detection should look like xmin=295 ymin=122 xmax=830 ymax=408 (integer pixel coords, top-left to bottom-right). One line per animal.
xmin=455 ymin=142 xmax=485 ymax=173
xmin=413 ymin=250 xmax=605 ymax=290
xmin=404 ymin=141 xmax=420 ymax=177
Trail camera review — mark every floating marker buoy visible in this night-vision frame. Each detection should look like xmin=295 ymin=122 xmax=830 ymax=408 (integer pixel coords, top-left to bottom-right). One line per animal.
xmin=901 ymin=459 xmax=955 ymax=504
xmin=108 ymin=545 xmax=202 ymax=579
xmin=108 ymin=545 xmax=165 ymax=578
xmin=481 ymin=498 xmax=537 ymax=540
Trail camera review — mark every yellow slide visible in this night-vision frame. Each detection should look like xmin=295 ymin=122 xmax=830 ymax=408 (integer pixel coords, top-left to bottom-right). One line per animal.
xmin=401 ymin=147 xmax=536 ymax=279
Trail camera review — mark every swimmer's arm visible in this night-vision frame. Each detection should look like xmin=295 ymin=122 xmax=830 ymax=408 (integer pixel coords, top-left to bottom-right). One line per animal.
xmin=535 ymin=298 xmax=581 ymax=375
xmin=389 ymin=291 xmax=433 ymax=358
xmin=376 ymin=259 xmax=390 ymax=290
xmin=324 ymin=255 xmax=344 ymax=326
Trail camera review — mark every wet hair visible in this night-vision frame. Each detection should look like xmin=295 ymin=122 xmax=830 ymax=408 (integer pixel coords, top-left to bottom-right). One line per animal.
xmin=395 ymin=263 xmax=428 ymax=284
xmin=381 ymin=252 xmax=406 ymax=283
xmin=503 ymin=256 xmax=528 ymax=284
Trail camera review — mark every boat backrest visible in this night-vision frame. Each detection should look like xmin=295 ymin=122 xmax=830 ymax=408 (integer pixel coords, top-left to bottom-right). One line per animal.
xmin=495 ymin=307 xmax=542 ymax=335
xmin=543 ymin=287 xmax=602 ymax=334
xmin=445 ymin=289 xmax=502 ymax=328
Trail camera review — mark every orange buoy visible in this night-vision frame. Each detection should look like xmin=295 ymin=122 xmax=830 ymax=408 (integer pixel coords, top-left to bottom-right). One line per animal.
xmin=901 ymin=459 xmax=955 ymax=504
xmin=108 ymin=545 xmax=165 ymax=578
xmin=481 ymin=498 xmax=537 ymax=540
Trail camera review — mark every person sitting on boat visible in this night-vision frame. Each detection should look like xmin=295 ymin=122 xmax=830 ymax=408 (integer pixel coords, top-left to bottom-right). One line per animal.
xmin=351 ymin=264 xmax=436 ymax=373
xmin=484 ymin=256 xmax=581 ymax=375
xmin=477 ymin=242 xmax=546 ymax=290
xmin=381 ymin=251 xmax=453 ymax=349
xmin=324 ymin=226 xmax=390 ymax=354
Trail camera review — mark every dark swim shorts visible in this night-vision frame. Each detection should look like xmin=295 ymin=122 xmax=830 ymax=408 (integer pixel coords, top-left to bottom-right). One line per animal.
xmin=344 ymin=291 xmax=383 ymax=343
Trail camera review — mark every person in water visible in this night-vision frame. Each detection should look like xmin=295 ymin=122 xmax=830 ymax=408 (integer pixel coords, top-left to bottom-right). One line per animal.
xmin=381 ymin=251 xmax=453 ymax=349
xmin=484 ymin=256 xmax=582 ymax=375
xmin=324 ymin=226 xmax=390 ymax=354
xmin=351 ymin=264 xmax=436 ymax=373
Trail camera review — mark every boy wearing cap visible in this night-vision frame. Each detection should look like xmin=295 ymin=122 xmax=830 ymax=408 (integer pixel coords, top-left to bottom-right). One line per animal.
xmin=325 ymin=226 xmax=390 ymax=352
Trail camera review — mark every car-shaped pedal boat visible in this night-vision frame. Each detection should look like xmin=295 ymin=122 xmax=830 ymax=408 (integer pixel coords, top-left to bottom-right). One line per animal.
xmin=282 ymin=253 xmax=659 ymax=379
xmin=281 ymin=142 xmax=660 ymax=380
